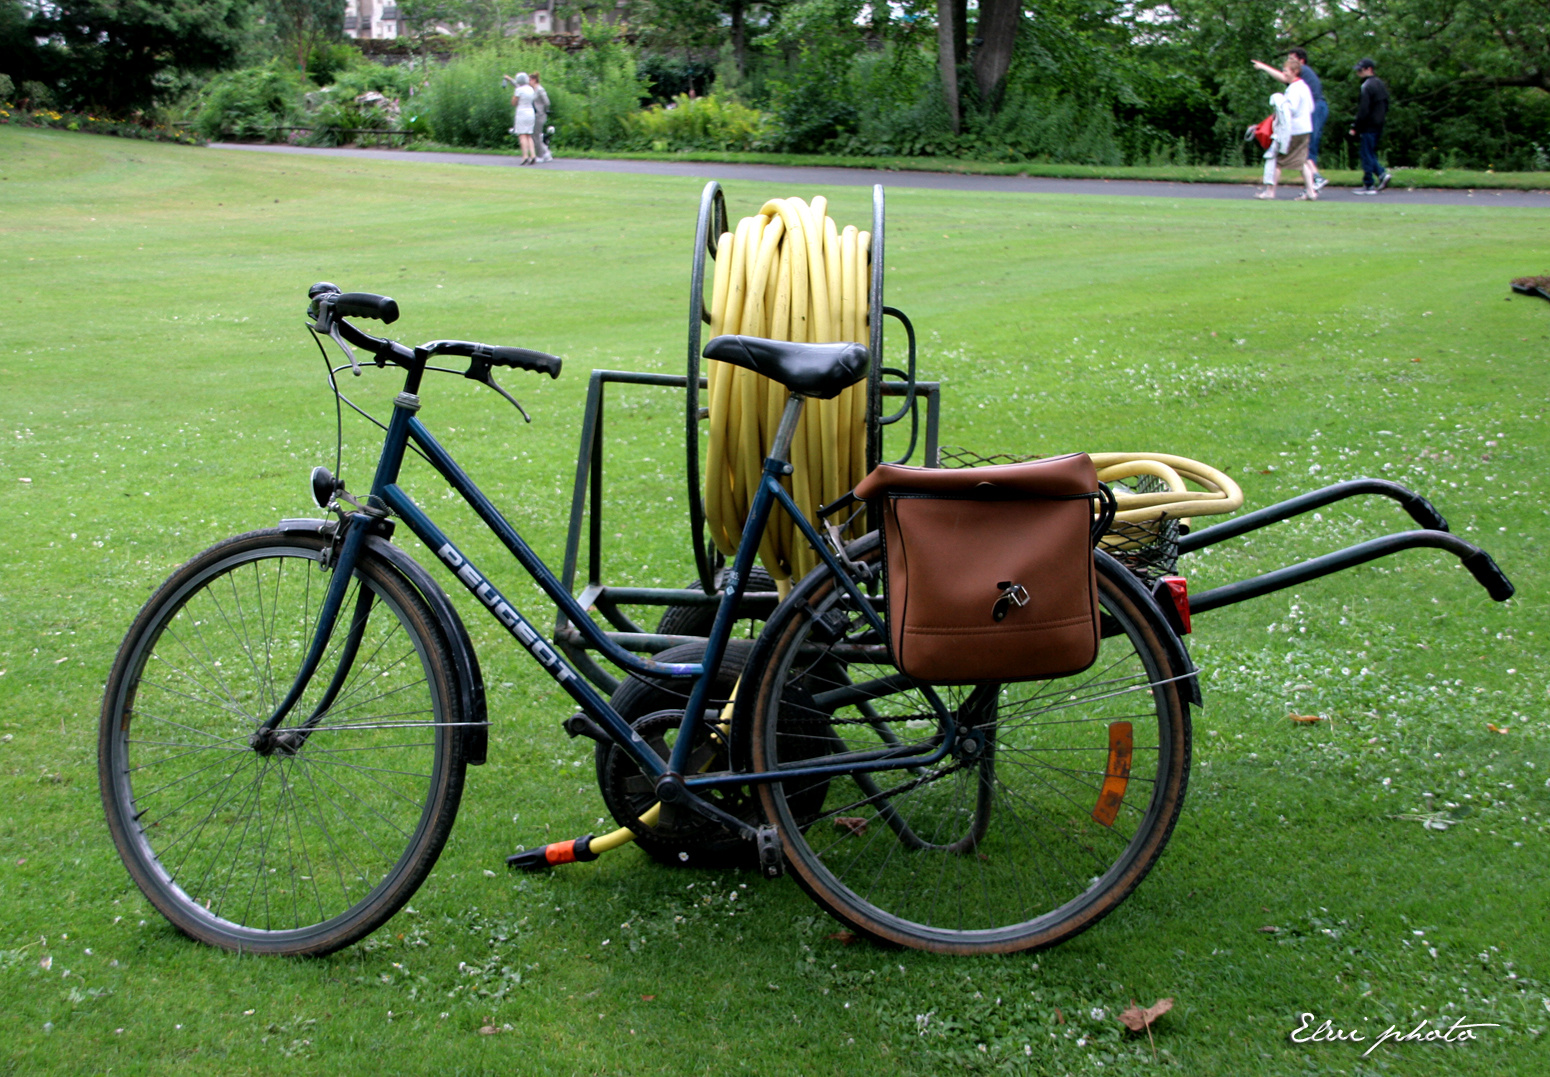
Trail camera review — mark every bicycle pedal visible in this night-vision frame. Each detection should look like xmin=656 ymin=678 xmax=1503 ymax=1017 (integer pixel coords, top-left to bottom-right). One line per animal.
xmin=755 ymin=825 xmax=784 ymax=878
xmin=562 ymin=712 xmax=609 ymax=742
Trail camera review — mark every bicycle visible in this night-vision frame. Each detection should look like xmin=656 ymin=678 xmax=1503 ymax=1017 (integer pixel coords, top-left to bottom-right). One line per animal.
xmin=99 ymin=283 xmax=1196 ymax=957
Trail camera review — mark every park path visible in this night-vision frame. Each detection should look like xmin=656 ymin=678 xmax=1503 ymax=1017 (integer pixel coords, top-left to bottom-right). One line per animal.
xmin=213 ymin=142 xmax=1550 ymax=208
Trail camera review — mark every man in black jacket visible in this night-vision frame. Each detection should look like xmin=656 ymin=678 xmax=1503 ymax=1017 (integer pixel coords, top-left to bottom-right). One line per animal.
xmin=1348 ymin=59 xmax=1391 ymax=194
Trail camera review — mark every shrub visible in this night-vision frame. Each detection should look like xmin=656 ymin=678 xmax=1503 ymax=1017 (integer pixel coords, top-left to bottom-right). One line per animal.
xmin=417 ymin=29 xmax=645 ymax=151
xmin=544 ymin=29 xmax=646 ymax=150
xmin=308 ymin=42 xmax=365 ymax=87
xmin=329 ymin=60 xmax=424 ymax=102
xmin=194 ymin=64 xmax=308 ymax=141
xmin=301 ymin=96 xmax=388 ymax=147
xmin=418 ymin=49 xmax=522 ymax=149
xmin=20 ymin=79 xmax=54 ymax=108
xmin=623 ymin=93 xmax=768 ymax=152
xmin=0 ymin=74 xmax=14 ymax=103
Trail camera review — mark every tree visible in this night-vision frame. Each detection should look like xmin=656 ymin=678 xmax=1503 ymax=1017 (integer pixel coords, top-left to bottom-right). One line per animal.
xmin=269 ymin=0 xmax=342 ymax=79
xmin=21 ymin=0 xmax=251 ymax=113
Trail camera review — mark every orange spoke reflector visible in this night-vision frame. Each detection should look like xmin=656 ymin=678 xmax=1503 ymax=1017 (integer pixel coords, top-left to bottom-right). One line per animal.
xmin=1091 ymin=721 xmax=1133 ymax=827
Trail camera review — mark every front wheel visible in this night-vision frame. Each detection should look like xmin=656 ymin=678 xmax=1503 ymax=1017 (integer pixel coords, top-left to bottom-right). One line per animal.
xmin=99 ymin=529 xmax=467 ymax=956
xmin=745 ymin=537 xmax=1191 ymax=954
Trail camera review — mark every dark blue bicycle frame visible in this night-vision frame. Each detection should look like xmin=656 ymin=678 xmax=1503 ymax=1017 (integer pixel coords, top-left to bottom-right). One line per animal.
xmin=267 ymin=388 xmax=956 ymax=817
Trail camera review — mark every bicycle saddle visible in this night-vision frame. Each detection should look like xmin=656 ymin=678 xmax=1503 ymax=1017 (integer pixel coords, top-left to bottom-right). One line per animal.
xmin=703 ymin=335 xmax=870 ymax=399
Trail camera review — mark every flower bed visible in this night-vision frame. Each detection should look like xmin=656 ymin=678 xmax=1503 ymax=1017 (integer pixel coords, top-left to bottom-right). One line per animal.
xmin=0 ymin=107 xmax=204 ymax=146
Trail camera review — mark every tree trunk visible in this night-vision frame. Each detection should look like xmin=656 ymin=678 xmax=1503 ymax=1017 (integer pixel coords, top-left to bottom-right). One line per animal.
xmin=952 ymin=0 xmax=967 ymax=70
xmin=937 ymin=0 xmax=960 ymax=133
xmin=972 ymin=0 xmax=1019 ymax=105
xmin=730 ymin=0 xmax=745 ymax=79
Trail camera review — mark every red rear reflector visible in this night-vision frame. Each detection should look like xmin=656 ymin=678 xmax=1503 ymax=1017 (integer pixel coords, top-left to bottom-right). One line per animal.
xmin=1160 ymin=575 xmax=1191 ymax=634
xmin=1092 ymin=721 xmax=1133 ymax=827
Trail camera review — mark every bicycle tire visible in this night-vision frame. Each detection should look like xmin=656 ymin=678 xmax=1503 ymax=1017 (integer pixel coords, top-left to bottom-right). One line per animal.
xmin=99 ymin=528 xmax=467 ymax=956
xmin=597 ymin=640 xmax=756 ymax=867
xmin=654 ymin=566 xmax=777 ymax=638
xmin=744 ymin=535 xmax=1190 ymax=954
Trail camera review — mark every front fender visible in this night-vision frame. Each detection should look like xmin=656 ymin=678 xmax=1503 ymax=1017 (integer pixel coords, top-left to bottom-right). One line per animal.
xmin=278 ymin=518 xmax=489 ymax=764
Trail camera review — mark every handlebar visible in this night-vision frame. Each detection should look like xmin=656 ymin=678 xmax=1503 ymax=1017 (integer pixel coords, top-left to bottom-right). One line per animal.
xmin=307 ymin=282 xmax=562 ymax=380
xmin=419 ymin=339 xmax=562 ymax=379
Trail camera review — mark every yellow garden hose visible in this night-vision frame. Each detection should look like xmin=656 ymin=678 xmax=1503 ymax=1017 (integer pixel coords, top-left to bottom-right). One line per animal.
xmin=704 ymin=196 xmax=872 ymax=587
xmin=1091 ymin=452 xmax=1244 ymax=523
xmin=1090 ymin=451 xmax=1244 ymax=556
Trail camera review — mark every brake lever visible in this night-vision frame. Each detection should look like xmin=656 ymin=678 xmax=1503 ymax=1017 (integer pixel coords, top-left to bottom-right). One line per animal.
xmin=466 ymin=358 xmax=531 ymax=422
xmin=329 ymin=324 xmax=363 ymax=377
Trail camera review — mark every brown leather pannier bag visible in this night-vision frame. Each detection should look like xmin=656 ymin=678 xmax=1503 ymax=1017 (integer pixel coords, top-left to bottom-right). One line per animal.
xmin=851 ymin=453 xmax=1103 ymax=684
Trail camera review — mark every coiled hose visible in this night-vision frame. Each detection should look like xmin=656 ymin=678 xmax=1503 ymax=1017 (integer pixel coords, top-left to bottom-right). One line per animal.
xmin=704 ymin=196 xmax=872 ymax=589
xmin=1092 ymin=452 xmax=1244 ymax=529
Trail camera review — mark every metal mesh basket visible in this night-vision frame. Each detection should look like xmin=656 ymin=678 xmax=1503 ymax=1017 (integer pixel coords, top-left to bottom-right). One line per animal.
xmin=938 ymin=446 xmax=1180 ymax=583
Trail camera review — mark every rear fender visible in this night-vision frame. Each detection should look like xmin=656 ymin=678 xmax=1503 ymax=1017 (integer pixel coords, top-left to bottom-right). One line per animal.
xmin=1094 ymin=549 xmax=1202 ymax=707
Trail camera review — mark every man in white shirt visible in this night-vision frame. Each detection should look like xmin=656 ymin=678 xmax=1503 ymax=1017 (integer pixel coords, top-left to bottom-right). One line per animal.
xmin=1254 ymin=60 xmax=1319 ymax=201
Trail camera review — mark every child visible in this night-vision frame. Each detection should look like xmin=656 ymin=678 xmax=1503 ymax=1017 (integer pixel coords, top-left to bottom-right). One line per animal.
xmin=1253 ymin=92 xmax=1292 ymax=199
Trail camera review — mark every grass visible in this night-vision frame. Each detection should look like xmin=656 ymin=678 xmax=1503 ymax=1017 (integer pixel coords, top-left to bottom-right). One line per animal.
xmin=404 ymin=141 xmax=1550 ymax=192
xmin=1 ymin=125 xmax=1548 ymax=1075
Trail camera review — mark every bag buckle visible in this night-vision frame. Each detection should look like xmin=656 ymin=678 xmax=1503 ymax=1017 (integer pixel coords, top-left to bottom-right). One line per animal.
xmin=992 ymin=581 xmax=1029 ymax=622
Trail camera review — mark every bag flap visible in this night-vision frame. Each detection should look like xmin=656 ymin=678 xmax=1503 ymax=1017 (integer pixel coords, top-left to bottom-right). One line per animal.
xmin=854 ymin=453 xmax=1097 ymax=500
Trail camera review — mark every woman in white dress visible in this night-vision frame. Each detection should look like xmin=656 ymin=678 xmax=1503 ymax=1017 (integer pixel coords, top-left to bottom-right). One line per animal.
xmin=510 ymin=72 xmax=537 ymax=165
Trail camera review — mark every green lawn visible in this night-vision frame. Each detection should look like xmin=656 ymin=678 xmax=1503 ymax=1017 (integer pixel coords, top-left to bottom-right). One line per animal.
xmin=1 ymin=126 xmax=1547 ymax=1076
xmin=413 ymin=141 xmax=1550 ymax=192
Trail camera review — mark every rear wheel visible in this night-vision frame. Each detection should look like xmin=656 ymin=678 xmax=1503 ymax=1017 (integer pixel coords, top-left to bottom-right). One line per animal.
xmin=99 ymin=529 xmax=466 ymax=956
xmin=746 ymin=537 xmax=1190 ymax=954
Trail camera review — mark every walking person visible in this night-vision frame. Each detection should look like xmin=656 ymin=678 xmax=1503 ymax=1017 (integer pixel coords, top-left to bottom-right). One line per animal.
xmin=509 ymin=72 xmax=537 ymax=165
xmin=1252 ymin=58 xmax=1318 ymax=200
xmin=530 ymin=72 xmax=553 ymax=164
xmin=1349 ymin=59 xmax=1391 ymax=194
xmin=1254 ymin=49 xmax=1329 ymax=189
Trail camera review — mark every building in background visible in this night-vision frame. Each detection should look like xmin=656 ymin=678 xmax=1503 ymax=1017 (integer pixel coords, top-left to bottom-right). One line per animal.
xmin=344 ymin=0 xmax=403 ymax=39
xmin=340 ymin=0 xmax=620 ymax=41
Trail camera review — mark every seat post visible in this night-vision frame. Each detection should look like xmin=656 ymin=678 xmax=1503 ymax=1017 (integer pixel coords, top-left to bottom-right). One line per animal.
xmin=767 ymin=393 xmax=807 ymax=466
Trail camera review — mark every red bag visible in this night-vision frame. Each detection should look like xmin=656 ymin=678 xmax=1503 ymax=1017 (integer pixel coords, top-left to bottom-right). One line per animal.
xmin=1253 ymin=114 xmax=1275 ymax=149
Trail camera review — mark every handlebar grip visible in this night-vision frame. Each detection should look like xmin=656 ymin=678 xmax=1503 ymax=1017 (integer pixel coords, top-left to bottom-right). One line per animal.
xmin=490 ymin=346 xmax=562 ymax=379
xmin=334 ymin=292 xmax=400 ymax=324
xmin=1461 ymin=550 xmax=1516 ymax=602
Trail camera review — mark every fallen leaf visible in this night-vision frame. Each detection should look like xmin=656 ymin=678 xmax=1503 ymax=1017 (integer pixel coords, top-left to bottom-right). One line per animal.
xmin=1487 ymin=723 xmax=1510 ymax=734
xmin=1288 ymin=714 xmax=1324 ymax=724
xmin=1118 ymin=997 xmax=1175 ymax=1062
xmin=833 ymin=817 xmax=868 ymax=836
xmin=1117 ymin=997 xmax=1174 ymax=1033
xmin=640 ymin=995 xmax=656 ymax=1001
xmin=1259 ymin=925 xmax=1279 ymax=934
xmin=826 ymin=931 xmax=858 ymax=946
xmin=478 ymin=1025 xmax=502 ymax=1036
xmin=1055 ymin=1007 xmax=1064 ymax=1025
xmin=1410 ymin=357 xmax=1423 ymax=363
